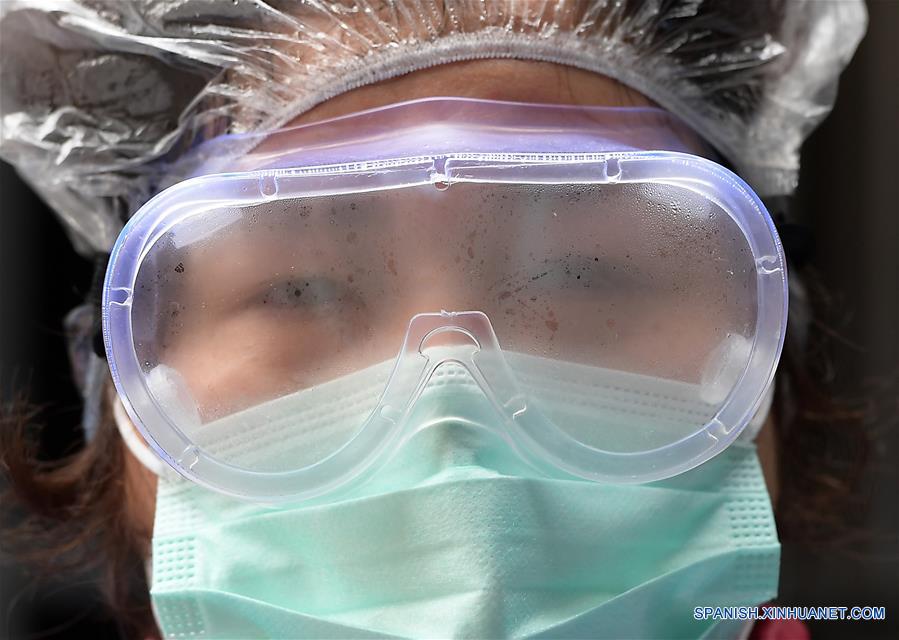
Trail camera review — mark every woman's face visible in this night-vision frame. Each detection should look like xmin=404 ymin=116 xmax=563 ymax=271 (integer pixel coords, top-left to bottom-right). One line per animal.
xmin=120 ymin=59 xmax=779 ymax=536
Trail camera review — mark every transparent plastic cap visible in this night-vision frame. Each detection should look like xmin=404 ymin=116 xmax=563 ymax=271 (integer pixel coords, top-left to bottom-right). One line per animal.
xmin=103 ymin=99 xmax=787 ymax=502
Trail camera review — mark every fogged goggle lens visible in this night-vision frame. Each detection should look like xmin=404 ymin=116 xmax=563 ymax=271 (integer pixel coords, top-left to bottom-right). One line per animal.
xmin=129 ymin=180 xmax=758 ymax=472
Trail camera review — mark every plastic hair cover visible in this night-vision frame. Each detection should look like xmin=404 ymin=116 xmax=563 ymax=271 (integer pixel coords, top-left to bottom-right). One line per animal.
xmin=0 ymin=0 xmax=866 ymax=256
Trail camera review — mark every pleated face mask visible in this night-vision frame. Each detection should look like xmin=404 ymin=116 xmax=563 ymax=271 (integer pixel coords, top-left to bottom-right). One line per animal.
xmin=144 ymin=359 xmax=780 ymax=640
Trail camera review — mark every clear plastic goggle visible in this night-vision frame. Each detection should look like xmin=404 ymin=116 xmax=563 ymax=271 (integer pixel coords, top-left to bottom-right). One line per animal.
xmin=103 ymin=98 xmax=787 ymax=502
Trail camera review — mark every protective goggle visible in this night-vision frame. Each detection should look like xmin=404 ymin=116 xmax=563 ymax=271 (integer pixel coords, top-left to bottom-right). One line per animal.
xmin=103 ymin=98 xmax=787 ymax=502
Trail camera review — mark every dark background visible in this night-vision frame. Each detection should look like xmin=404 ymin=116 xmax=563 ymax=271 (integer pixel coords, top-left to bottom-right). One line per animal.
xmin=1 ymin=1 xmax=897 ymax=638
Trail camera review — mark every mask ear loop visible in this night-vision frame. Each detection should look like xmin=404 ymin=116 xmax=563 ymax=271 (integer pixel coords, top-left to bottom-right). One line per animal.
xmin=112 ymin=395 xmax=173 ymax=479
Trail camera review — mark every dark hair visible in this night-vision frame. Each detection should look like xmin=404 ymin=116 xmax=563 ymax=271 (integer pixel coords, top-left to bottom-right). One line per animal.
xmin=0 ymin=384 xmax=157 ymax=638
xmin=775 ymin=264 xmax=893 ymax=552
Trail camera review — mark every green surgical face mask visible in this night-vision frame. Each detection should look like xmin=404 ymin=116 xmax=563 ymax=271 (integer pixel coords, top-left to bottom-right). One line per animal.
xmin=149 ymin=364 xmax=779 ymax=639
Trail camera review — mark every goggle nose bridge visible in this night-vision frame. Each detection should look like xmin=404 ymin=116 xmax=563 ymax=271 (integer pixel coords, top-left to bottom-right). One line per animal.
xmin=385 ymin=311 xmax=530 ymax=425
xmin=401 ymin=310 xmax=501 ymax=356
